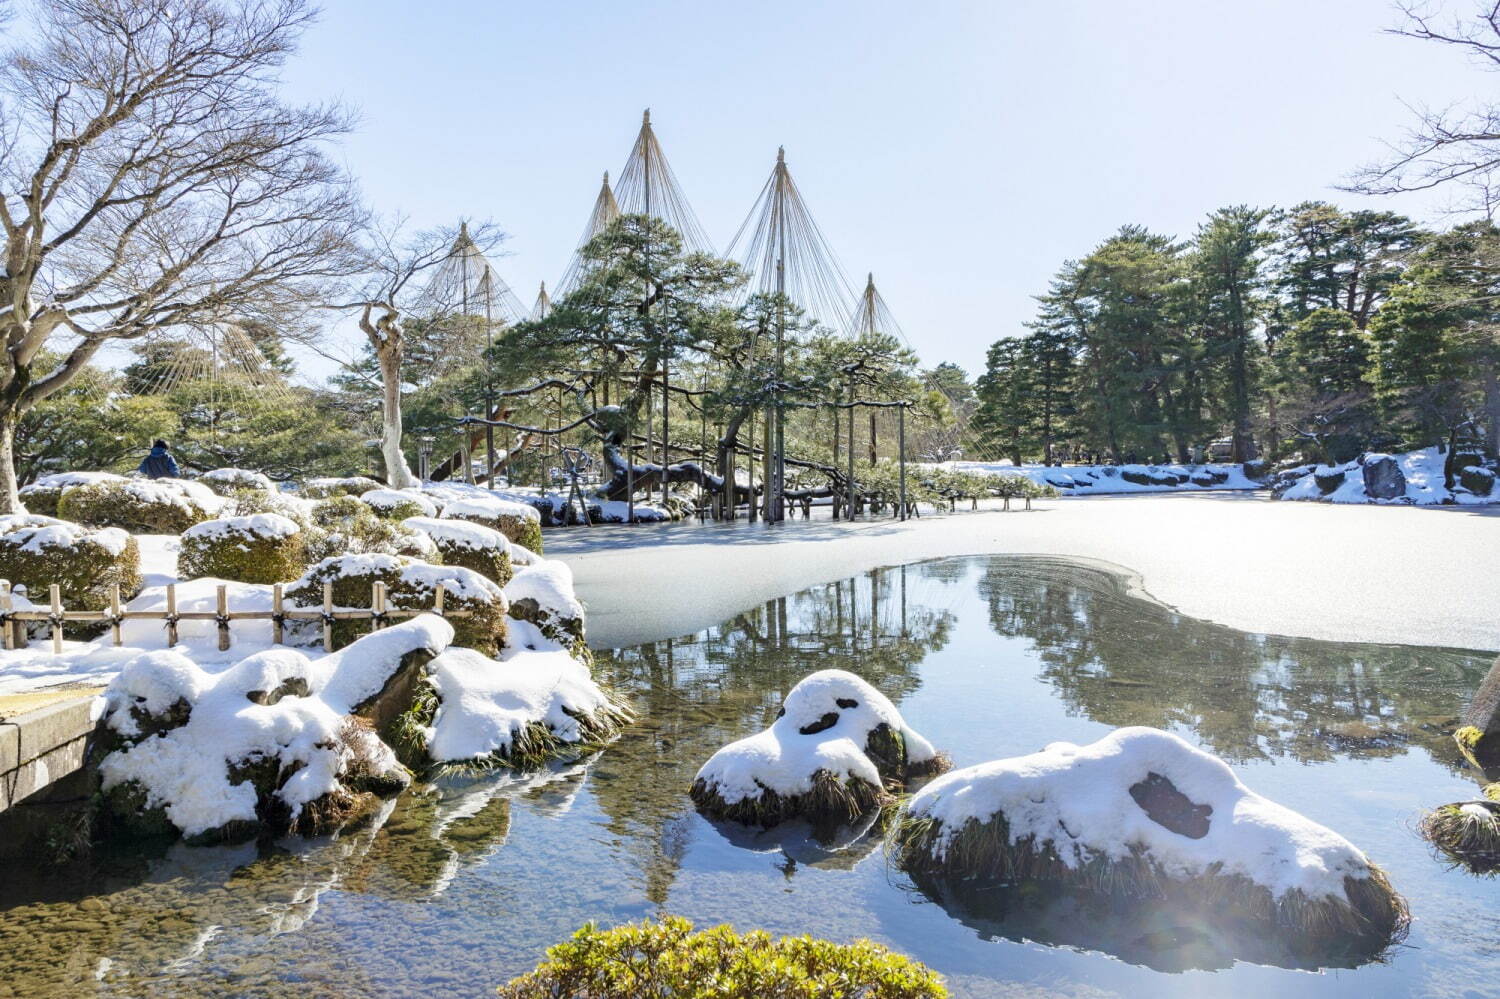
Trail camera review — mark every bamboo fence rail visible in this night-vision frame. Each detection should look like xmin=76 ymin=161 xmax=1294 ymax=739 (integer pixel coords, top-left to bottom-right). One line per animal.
xmin=0 ymin=579 xmax=467 ymax=655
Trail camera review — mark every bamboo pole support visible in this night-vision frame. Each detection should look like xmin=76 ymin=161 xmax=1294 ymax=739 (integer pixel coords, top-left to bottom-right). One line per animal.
xmin=1 ymin=580 xmax=12 ymax=652
xmin=433 ymin=582 xmax=445 ymax=616
xmin=49 ymin=584 xmax=62 ymax=654
xmin=322 ymin=582 xmax=334 ymax=653
xmin=166 ymin=583 xmax=179 ymax=646
xmin=109 ymin=584 xmax=122 ymax=646
xmin=372 ymin=581 xmax=387 ymax=630
xmin=216 ymin=584 xmax=230 ymax=652
xmin=272 ymin=584 xmax=284 ymax=645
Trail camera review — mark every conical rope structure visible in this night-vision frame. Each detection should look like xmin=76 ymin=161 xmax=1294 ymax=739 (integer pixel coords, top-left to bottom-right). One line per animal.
xmin=613 ymin=109 xmax=714 ymax=254
xmin=555 ymin=172 xmax=621 ymax=295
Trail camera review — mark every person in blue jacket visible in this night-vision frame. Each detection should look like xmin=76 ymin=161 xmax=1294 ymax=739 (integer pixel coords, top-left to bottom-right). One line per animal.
xmin=138 ymin=439 xmax=180 ymax=479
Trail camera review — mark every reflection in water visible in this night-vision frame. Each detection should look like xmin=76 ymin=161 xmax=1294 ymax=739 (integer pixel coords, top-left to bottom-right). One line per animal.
xmin=0 ymin=557 xmax=1495 ymax=997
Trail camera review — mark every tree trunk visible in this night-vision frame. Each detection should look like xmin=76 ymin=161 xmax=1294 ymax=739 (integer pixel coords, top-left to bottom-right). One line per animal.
xmin=1485 ymin=359 xmax=1500 ymax=461
xmin=868 ymin=411 xmax=877 ymax=466
xmin=376 ymin=343 xmax=417 ymax=488
xmin=0 ymin=410 xmax=23 ymax=514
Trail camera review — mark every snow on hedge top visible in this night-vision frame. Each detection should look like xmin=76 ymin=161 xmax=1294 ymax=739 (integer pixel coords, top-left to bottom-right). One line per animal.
xmin=425 ymin=646 xmax=612 ymax=762
xmin=201 ymin=468 xmax=276 ymax=493
xmin=504 ymin=559 xmax=582 ymax=620
xmin=401 ymin=516 xmax=504 ymax=550
xmin=182 ymin=513 xmax=301 ymax=542
xmin=359 ymin=488 xmax=438 ymax=517
xmin=107 ymin=477 xmax=225 ymax=512
xmin=22 ymin=470 xmax=128 ymax=492
xmin=441 ymin=495 xmax=541 ymax=523
xmin=0 ymin=517 xmax=130 ymax=556
xmin=97 ymin=619 xmax=450 ymax=836
xmin=694 ymin=669 xmax=936 ymax=804
xmin=905 ymin=726 xmax=1374 ymax=901
xmin=293 ymin=553 xmax=504 ymax=604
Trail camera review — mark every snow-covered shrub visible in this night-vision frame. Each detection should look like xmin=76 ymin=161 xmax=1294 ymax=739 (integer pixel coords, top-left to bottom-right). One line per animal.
xmin=496 ymin=916 xmax=947 ymax=999
xmin=0 ymin=515 xmax=142 ymax=613
xmin=402 ymin=516 xmax=513 ymax=586
xmin=690 ymin=670 xmax=946 ymax=826
xmin=58 ymin=477 xmax=222 ymax=533
xmin=286 ymin=554 xmax=508 ymax=653
xmin=504 ymin=559 xmax=584 ymax=652
xmin=18 ymin=471 xmax=128 ymax=516
xmin=199 ymin=467 xmax=277 ymax=497
xmin=441 ymin=495 xmax=544 ymax=554
xmin=220 ymin=486 xmax=315 ymax=530
xmin=177 ymin=514 xmax=305 ymax=584
xmin=359 ymin=488 xmax=437 ymax=521
xmin=404 ymin=646 xmax=630 ymax=769
xmin=97 ymin=618 xmax=452 ymax=843
xmin=1419 ymin=784 xmax=1500 ymax=874
xmin=302 ymin=475 xmax=382 ymax=499
xmin=304 ymin=495 xmax=433 ymax=563
xmin=891 ymin=727 xmax=1409 ymax=950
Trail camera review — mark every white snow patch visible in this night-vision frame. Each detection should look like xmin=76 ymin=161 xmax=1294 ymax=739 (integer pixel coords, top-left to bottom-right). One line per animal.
xmin=937 ymin=461 xmax=1259 ymax=496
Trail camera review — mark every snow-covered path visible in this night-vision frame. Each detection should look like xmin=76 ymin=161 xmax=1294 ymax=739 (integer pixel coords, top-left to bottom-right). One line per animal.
xmin=547 ymin=493 xmax=1500 ymax=652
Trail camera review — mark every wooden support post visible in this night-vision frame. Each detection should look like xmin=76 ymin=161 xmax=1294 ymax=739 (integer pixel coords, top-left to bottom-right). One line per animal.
xmin=1 ymin=580 xmax=12 ymax=652
xmin=272 ymin=584 xmax=285 ymax=645
xmin=372 ymin=581 xmax=387 ymax=630
xmin=109 ymin=584 xmax=123 ymax=647
xmin=216 ymin=584 xmax=230 ymax=652
xmin=434 ymin=583 xmax=446 ymax=617
xmin=898 ymin=404 xmax=907 ymax=523
xmin=49 ymin=584 xmax=62 ymax=655
xmin=166 ymin=583 xmax=179 ymax=646
xmin=322 ymin=581 xmax=334 ymax=653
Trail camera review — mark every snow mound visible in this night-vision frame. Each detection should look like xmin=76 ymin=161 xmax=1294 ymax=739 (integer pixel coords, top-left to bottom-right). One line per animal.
xmin=424 ymin=646 xmax=626 ymax=763
xmin=903 ymin=727 xmax=1380 ymax=903
xmin=691 ymin=669 xmax=944 ymax=824
xmin=503 ymin=559 xmax=585 ymax=650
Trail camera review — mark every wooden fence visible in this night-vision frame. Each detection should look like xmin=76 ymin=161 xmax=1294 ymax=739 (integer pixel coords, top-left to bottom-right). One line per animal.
xmin=0 ymin=579 xmax=467 ymax=655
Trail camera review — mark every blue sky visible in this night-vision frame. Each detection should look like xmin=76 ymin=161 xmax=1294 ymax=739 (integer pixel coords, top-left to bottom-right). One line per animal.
xmin=280 ymin=0 xmax=1491 ymax=382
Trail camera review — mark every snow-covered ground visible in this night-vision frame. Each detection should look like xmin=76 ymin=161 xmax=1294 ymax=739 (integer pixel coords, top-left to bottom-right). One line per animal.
xmin=546 ymin=492 xmax=1500 ymax=652
xmin=1278 ymin=447 xmax=1496 ymax=506
xmin=936 ymin=460 xmax=1261 ymax=494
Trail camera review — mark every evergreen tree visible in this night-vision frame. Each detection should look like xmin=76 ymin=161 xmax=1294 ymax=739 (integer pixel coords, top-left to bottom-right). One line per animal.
xmin=1190 ymin=206 xmax=1271 ymax=461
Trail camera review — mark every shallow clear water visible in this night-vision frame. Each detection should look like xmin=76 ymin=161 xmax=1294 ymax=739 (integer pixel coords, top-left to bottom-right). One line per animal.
xmin=2 ymin=556 xmax=1497 ymax=998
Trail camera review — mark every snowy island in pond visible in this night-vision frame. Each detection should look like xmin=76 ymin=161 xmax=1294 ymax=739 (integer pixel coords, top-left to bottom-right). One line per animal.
xmin=934 ymin=460 xmax=1261 ymax=495
xmin=691 ymin=670 xmax=948 ymax=827
xmin=892 ymin=727 xmax=1409 ymax=954
xmin=1273 ymin=446 xmax=1496 ymax=505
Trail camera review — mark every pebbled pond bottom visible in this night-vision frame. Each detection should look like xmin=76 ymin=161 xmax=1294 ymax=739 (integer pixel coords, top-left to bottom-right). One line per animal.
xmin=1 ymin=555 xmax=1496 ymax=998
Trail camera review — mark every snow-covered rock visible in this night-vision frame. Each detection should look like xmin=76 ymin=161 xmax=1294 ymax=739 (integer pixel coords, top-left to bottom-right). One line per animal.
xmin=895 ymin=727 xmax=1408 ymax=946
xmin=504 ymin=559 xmax=585 ymax=651
xmin=97 ymin=617 xmax=454 ymax=841
xmin=691 ymin=669 xmax=946 ymax=826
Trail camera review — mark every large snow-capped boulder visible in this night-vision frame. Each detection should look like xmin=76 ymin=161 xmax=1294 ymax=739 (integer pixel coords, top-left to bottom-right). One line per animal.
xmin=177 ymin=513 xmax=305 ymax=584
xmin=58 ymin=477 xmax=223 ymax=533
xmin=415 ymin=646 xmax=630 ymax=768
xmin=1313 ymin=465 xmax=1346 ymax=495
xmin=504 ymin=559 xmax=585 ymax=653
xmin=97 ymin=617 xmax=453 ymax=843
xmin=690 ymin=670 xmax=946 ymax=826
xmin=403 ymin=516 xmax=514 ymax=586
xmin=1360 ymin=454 xmax=1406 ymax=501
xmin=1460 ymin=465 xmax=1497 ymax=497
xmin=0 ymin=515 xmax=142 ymax=612
xmin=893 ymin=727 xmax=1408 ymax=949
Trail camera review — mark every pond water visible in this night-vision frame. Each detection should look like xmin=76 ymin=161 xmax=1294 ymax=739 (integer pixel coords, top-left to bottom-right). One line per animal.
xmin=2 ymin=555 xmax=1497 ymax=998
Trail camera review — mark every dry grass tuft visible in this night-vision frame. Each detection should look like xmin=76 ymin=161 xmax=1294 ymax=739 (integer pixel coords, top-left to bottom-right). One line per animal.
xmin=1420 ymin=799 xmax=1500 ymax=874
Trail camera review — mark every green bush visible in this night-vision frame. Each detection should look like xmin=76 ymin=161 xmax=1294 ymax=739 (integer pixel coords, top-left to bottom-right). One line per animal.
xmin=19 ymin=472 xmax=129 ymax=517
xmin=403 ymin=517 xmax=514 ymax=586
xmin=442 ymin=499 xmax=544 ymax=555
xmin=176 ymin=514 xmax=306 ymax=584
xmin=304 ymin=496 xmax=432 ymax=563
xmin=496 ymin=916 xmax=947 ymax=999
xmin=358 ymin=488 xmax=437 ymax=521
xmin=286 ymin=554 xmax=508 ymax=653
xmin=302 ymin=476 xmax=381 ymax=499
xmin=0 ymin=517 xmax=143 ymax=612
xmin=58 ymin=478 xmax=219 ymax=533
xmin=199 ymin=468 xmax=277 ymax=497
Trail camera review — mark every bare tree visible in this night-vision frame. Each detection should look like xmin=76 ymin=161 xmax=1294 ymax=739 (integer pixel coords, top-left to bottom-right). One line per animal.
xmin=1347 ymin=2 xmax=1500 ymax=201
xmin=337 ymin=218 xmax=508 ymax=488
xmin=0 ymin=0 xmax=363 ymax=512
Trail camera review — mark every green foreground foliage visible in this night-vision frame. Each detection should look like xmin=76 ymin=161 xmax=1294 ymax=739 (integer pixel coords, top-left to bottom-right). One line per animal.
xmin=496 ymin=916 xmax=947 ymax=999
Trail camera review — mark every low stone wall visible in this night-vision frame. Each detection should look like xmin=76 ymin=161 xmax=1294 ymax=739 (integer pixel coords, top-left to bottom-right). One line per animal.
xmin=0 ymin=691 xmax=102 ymax=856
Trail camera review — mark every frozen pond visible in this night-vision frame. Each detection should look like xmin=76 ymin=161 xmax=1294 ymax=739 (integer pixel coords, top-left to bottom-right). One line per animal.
xmin=1 ymin=556 xmax=1494 ymax=997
